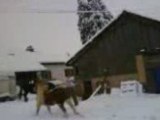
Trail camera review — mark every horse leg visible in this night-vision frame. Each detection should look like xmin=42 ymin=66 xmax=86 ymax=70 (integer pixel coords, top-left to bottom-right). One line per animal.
xmin=36 ymin=106 xmax=40 ymax=115
xmin=70 ymin=87 xmax=79 ymax=106
xmin=58 ymin=104 xmax=68 ymax=117
xmin=24 ymin=90 xmax=28 ymax=102
xmin=36 ymin=103 xmax=42 ymax=115
xmin=46 ymin=105 xmax=52 ymax=114
xmin=18 ymin=87 xmax=23 ymax=100
xmin=66 ymin=98 xmax=79 ymax=115
xmin=72 ymin=93 xmax=78 ymax=106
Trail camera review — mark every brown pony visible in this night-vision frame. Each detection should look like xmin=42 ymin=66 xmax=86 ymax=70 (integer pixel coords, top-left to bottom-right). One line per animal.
xmin=36 ymin=80 xmax=79 ymax=116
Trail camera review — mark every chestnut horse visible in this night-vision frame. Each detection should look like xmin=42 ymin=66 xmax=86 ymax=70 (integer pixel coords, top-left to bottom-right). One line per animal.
xmin=36 ymin=80 xmax=79 ymax=116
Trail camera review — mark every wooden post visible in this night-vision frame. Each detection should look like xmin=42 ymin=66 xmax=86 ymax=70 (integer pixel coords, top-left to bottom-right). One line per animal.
xmin=89 ymin=85 xmax=102 ymax=99
xmin=136 ymin=55 xmax=146 ymax=83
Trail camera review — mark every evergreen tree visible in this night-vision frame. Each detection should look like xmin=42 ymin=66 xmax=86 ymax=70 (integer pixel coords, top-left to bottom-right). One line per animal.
xmin=77 ymin=0 xmax=113 ymax=44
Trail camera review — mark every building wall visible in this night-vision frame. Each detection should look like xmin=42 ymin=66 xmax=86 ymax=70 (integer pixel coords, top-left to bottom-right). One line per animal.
xmin=0 ymin=80 xmax=10 ymax=94
xmin=43 ymin=64 xmax=67 ymax=81
xmin=0 ymin=79 xmax=17 ymax=96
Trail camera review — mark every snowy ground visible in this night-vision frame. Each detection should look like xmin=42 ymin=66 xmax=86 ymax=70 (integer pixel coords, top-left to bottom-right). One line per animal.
xmin=0 ymin=93 xmax=160 ymax=120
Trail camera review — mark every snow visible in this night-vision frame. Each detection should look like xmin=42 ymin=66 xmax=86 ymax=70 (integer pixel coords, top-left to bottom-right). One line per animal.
xmin=1 ymin=93 xmax=160 ymax=120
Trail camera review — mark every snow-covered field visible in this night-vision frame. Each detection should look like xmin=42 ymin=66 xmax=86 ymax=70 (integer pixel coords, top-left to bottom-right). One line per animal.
xmin=0 ymin=93 xmax=160 ymax=120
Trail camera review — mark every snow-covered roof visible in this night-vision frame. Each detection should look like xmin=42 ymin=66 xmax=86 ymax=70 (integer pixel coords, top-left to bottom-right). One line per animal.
xmin=0 ymin=49 xmax=71 ymax=73
xmin=1 ymin=50 xmax=70 ymax=63
xmin=0 ymin=52 xmax=46 ymax=72
xmin=74 ymin=11 xmax=123 ymax=54
xmin=32 ymin=52 xmax=70 ymax=63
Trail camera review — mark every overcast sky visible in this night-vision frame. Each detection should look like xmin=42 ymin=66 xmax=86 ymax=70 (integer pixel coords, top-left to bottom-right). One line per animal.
xmin=0 ymin=0 xmax=160 ymax=57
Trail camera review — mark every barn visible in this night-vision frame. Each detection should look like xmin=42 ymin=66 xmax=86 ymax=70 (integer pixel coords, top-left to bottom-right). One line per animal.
xmin=67 ymin=10 xmax=160 ymax=99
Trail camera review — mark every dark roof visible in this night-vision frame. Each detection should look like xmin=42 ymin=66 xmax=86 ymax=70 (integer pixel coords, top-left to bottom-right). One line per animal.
xmin=66 ymin=10 xmax=160 ymax=65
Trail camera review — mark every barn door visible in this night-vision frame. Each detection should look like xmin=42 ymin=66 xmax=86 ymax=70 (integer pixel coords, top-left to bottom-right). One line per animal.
xmin=153 ymin=67 xmax=160 ymax=93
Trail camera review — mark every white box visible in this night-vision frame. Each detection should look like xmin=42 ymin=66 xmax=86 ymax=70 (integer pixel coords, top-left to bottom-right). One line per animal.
xmin=120 ymin=80 xmax=142 ymax=96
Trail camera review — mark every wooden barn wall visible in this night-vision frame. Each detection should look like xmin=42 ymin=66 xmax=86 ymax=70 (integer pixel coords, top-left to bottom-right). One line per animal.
xmin=75 ymin=16 xmax=160 ymax=80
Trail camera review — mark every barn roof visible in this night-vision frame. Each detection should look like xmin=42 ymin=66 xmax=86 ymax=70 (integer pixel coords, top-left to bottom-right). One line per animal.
xmin=66 ymin=10 xmax=160 ymax=65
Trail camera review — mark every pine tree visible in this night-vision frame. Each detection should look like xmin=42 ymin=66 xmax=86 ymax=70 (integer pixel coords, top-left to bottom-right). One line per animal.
xmin=77 ymin=0 xmax=113 ymax=44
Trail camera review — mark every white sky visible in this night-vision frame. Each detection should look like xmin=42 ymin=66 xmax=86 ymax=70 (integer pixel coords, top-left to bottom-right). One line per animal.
xmin=0 ymin=0 xmax=160 ymax=56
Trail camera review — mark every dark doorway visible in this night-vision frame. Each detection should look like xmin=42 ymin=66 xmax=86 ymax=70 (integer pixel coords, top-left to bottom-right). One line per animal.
xmin=82 ymin=80 xmax=93 ymax=100
xmin=152 ymin=67 xmax=160 ymax=93
xmin=146 ymin=67 xmax=160 ymax=93
xmin=16 ymin=72 xmax=37 ymax=85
